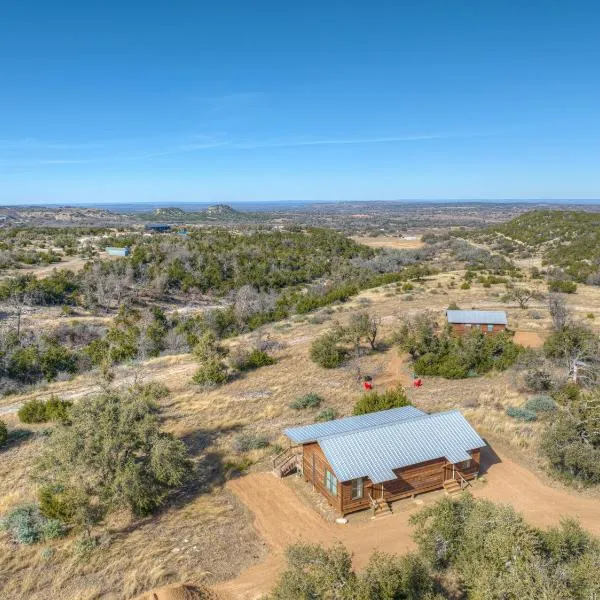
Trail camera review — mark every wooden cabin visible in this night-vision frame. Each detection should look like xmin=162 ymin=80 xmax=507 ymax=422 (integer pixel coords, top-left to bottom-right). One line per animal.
xmin=446 ymin=310 xmax=508 ymax=335
xmin=275 ymin=407 xmax=485 ymax=516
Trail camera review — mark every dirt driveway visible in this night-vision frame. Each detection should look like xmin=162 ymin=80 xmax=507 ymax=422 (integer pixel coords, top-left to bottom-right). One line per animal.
xmin=215 ymin=446 xmax=600 ymax=599
xmin=513 ymin=330 xmax=546 ymax=348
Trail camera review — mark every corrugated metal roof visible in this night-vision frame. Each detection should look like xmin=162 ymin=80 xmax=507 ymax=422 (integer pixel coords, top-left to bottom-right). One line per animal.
xmin=318 ymin=410 xmax=485 ymax=484
xmin=284 ymin=406 xmax=426 ymax=445
xmin=446 ymin=310 xmax=508 ymax=325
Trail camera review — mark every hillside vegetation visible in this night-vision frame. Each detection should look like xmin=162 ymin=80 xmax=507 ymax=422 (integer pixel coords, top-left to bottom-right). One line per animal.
xmin=465 ymin=210 xmax=600 ymax=283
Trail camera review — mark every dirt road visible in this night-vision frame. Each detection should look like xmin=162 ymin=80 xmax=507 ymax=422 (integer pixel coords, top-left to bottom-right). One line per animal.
xmin=215 ymin=446 xmax=600 ymax=599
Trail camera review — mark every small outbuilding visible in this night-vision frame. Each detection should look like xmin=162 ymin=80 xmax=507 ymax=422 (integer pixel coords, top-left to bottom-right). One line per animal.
xmin=274 ymin=407 xmax=485 ymax=516
xmin=446 ymin=310 xmax=508 ymax=335
xmin=105 ymin=246 xmax=130 ymax=257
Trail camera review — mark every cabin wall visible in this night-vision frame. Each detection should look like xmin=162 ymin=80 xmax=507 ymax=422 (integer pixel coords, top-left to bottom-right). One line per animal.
xmin=302 ymin=442 xmax=342 ymax=512
xmin=451 ymin=323 xmax=506 ymax=336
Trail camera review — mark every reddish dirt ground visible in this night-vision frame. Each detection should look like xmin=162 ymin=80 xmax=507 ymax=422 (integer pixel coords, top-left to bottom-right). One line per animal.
xmin=513 ymin=330 xmax=546 ymax=348
xmin=214 ymin=446 xmax=600 ymax=599
xmin=372 ymin=350 xmax=414 ymax=389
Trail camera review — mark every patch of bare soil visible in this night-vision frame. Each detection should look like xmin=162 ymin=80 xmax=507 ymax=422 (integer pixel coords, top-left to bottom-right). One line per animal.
xmin=513 ymin=330 xmax=546 ymax=348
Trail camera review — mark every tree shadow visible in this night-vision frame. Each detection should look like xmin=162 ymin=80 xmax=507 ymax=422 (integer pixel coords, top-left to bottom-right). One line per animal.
xmin=1 ymin=428 xmax=34 ymax=451
xmin=479 ymin=441 xmax=502 ymax=476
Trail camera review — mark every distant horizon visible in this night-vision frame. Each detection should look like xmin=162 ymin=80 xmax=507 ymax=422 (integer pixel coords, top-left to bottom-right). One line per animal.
xmin=1 ymin=198 xmax=600 ymax=214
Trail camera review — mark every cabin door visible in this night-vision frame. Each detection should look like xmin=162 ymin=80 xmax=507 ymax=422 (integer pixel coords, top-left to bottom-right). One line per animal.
xmin=443 ymin=462 xmax=457 ymax=482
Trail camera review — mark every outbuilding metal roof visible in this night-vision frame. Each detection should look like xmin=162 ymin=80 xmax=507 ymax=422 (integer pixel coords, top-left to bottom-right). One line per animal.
xmin=446 ymin=310 xmax=508 ymax=325
xmin=285 ymin=406 xmax=425 ymax=445
xmin=287 ymin=408 xmax=485 ymax=484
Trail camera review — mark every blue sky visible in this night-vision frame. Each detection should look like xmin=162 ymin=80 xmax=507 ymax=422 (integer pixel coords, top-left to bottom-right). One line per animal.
xmin=1 ymin=1 xmax=599 ymax=203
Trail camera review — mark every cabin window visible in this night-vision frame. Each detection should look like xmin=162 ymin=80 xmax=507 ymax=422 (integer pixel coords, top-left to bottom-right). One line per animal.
xmin=487 ymin=324 xmax=494 ymax=332
xmin=324 ymin=470 xmax=338 ymax=496
xmin=462 ymin=459 xmax=472 ymax=469
xmin=351 ymin=478 xmax=364 ymax=500
xmin=464 ymin=323 xmax=472 ymax=328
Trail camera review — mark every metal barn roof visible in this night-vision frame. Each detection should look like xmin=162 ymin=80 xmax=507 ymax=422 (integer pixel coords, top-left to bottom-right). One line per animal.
xmin=290 ymin=409 xmax=485 ymax=484
xmin=446 ymin=310 xmax=508 ymax=325
xmin=284 ymin=406 xmax=426 ymax=445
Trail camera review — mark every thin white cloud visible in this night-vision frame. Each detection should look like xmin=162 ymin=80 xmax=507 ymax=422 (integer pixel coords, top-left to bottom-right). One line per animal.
xmin=0 ymin=138 xmax=105 ymax=150
xmin=230 ymin=134 xmax=450 ymax=149
xmin=0 ymin=131 xmax=485 ymax=169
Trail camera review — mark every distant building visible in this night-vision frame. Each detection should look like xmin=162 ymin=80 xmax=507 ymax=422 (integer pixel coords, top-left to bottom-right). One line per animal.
xmin=446 ymin=310 xmax=508 ymax=335
xmin=105 ymin=246 xmax=130 ymax=257
xmin=144 ymin=223 xmax=171 ymax=233
xmin=274 ymin=407 xmax=484 ymax=516
xmin=177 ymin=228 xmax=188 ymax=236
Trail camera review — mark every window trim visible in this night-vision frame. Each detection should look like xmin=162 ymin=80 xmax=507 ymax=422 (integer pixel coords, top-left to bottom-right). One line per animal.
xmin=487 ymin=324 xmax=494 ymax=332
xmin=351 ymin=477 xmax=364 ymax=500
xmin=324 ymin=470 xmax=338 ymax=496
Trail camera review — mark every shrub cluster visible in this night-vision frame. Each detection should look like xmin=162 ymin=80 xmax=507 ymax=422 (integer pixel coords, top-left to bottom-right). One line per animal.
xmin=290 ymin=393 xmax=323 ymax=410
xmin=309 ymin=331 xmax=346 ymax=368
xmin=17 ymin=396 xmax=72 ymax=424
xmin=353 ymin=386 xmax=410 ymax=415
xmin=506 ymin=406 xmax=537 ymax=422
xmin=411 ymin=330 xmax=522 ymax=379
xmin=549 ymin=279 xmax=577 ymax=293
xmin=233 ymin=433 xmax=270 ymax=453
xmin=0 ymin=504 xmax=65 ymax=545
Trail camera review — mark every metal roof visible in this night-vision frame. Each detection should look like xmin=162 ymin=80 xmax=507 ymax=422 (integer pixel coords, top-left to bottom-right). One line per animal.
xmin=446 ymin=310 xmax=508 ymax=325
xmin=316 ymin=409 xmax=485 ymax=484
xmin=284 ymin=406 xmax=426 ymax=445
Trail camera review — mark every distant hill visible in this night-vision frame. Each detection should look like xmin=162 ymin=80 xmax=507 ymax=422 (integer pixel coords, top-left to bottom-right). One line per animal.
xmin=137 ymin=204 xmax=256 ymax=223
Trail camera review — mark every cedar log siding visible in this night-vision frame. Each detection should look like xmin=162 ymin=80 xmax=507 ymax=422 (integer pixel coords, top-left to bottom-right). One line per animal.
xmin=302 ymin=442 xmax=342 ymax=512
xmin=451 ymin=323 xmax=506 ymax=336
xmin=333 ymin=448 xmax=480 ymax=516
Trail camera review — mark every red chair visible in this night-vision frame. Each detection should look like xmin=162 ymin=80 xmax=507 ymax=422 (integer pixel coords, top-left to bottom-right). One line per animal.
xmin=413 ymin=378 xmax=423 ymax=388
xmin=363 ymin=381 xmax=373 ymax=391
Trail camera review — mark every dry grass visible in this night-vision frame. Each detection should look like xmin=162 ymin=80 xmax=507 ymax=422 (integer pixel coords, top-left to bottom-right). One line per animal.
xmin=2 ymin=268 xmax=600 ymax=599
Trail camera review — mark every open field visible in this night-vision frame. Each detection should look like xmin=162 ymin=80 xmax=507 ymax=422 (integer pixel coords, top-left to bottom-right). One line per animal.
xmin=2 ymin=267 xmax=600 ymax=599
xmin=350 ymin=235 xmax=424 ymax=249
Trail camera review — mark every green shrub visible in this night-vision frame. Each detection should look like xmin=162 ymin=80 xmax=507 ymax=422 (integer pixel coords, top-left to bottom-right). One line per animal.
xmin=506 ymin=406 xmax=537 ymax=422
xmin=17 ymin=399 xmax=48 ymax=423
xmin=236 ymin=348 xmax=276 ymax=371
xmin=315 ymin=408 xmax=337 ymax=422
xmin=233 ymin=433 xmax=270 ymax=452
xmin=17 ymin=396 xmax=72 ymax=424
xmin=309 ymin=332 xmax=346 ymax=368
xmin=460 ymin=282 xmax=471 ymax=290
xmin=0 ymin=420 xmax=7 ymax=447
xmin=37 ymin=385 xmax=191 ymax=525
xmin=524 ymin=395 xmax=557 ymax=414
xmin=0 ymin=504 xmax=65 ymax=545
xmin=548 ymin=280 xmax=577 ymax=293
xmin=192 ymin=357 xmax=228 ymax=386
xmin=353 ymin=386 xmax=410 ymax=415
xmin=290 ymin=393 xmax=323 ymax=410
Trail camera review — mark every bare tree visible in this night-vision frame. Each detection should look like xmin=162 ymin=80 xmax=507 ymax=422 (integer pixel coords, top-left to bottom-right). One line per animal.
xmin=507 ymin=287 xmax=544 ymax=309
xmin=548 ymin=293 xmax=571 ymax=331
xmin=545 ymin=324 xmax=600 ymax=386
